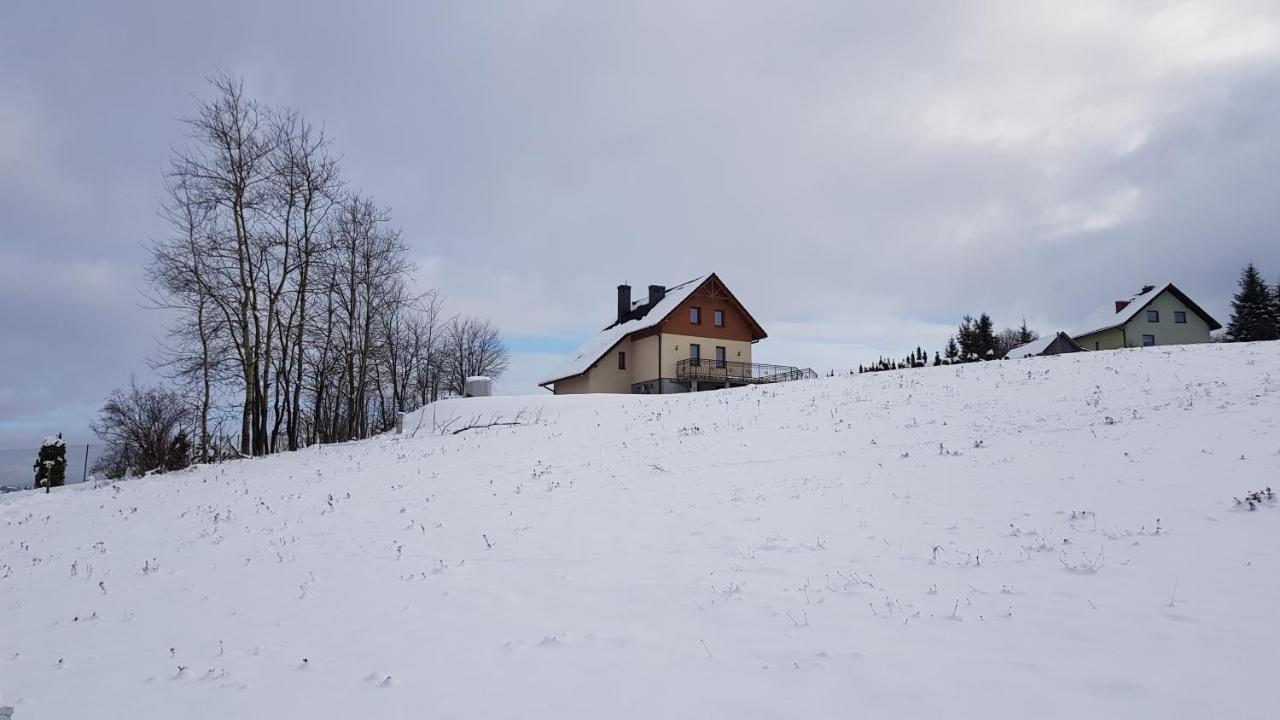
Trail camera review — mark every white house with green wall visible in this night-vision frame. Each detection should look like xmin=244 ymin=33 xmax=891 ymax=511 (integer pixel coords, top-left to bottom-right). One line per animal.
xmin=1071 ymin=283 xmax=1221 ymax=351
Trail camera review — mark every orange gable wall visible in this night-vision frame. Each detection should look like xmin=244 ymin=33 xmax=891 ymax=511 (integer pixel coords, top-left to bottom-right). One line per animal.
xmin=657 ymin=277 xmax=760 ymax=343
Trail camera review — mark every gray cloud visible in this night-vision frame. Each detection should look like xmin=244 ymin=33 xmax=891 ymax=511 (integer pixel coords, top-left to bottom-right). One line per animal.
xmin=2 ymin=0 xmax=1279 ymax=447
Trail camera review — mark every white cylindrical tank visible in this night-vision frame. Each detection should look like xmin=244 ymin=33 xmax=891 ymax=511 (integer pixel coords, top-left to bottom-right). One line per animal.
xmin=464 ymin=376 xmax=494 ymax=397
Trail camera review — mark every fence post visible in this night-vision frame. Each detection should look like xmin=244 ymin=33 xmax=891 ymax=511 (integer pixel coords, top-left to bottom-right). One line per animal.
xmin=83 ymin=444 xmax=90 ymax=483
xmin=396 ymin=412 xmax=405 ymax=435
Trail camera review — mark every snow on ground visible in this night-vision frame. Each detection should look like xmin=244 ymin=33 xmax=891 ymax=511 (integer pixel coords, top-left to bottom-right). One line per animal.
xmin=2 ymin=342 xmax=1279 ymax=719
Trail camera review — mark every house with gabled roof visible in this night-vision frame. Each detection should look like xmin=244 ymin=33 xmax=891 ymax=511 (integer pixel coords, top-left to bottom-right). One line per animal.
xmin=540 ymin=273 xmax=815 ymax=395
xmin=1004 ymin=331 xmax=1085 ymax=359
xmin=1070 ymin=283 xmax=1221 ymax=351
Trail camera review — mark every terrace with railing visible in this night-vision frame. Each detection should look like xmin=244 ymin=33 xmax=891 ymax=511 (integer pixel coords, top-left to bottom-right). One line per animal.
xmin=676 ymin=358 xmax=817 ymax=387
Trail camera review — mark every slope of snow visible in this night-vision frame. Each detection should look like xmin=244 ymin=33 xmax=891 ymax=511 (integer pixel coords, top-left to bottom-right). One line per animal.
xmin=3 ymin=342 xmax=1279 ymax=719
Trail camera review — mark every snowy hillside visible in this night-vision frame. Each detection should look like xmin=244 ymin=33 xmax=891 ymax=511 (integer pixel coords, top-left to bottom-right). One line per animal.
xmin=3 ymin=342 xmax=1279 ymax=719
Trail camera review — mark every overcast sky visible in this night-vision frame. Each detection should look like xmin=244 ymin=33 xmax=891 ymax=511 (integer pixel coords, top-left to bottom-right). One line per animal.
xmin=2 ymin=0 xmax=1279 ymax=449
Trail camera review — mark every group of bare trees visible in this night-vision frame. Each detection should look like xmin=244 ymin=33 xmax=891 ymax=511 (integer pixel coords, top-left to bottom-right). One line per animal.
xmin=142 ymin=74 xmax=508 ymax=466
xmin=89 ymin=380 xmax=193 ymax=479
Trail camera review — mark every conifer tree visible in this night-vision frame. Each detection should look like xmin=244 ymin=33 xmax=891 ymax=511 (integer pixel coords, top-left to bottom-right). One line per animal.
xmin=165 ymin=430 xmax=192 ymax=472
xmin=975 ymin=313 xmax=997 ymax=359
xmin=1017 ymin=318 xmax=1035 ymax=344
xmin=34 ymin=434 xmax=67 ymax=489
xmin=1273 ymin=277 xmax=1280 ymax=337
xmin=945 ymin=336 xmax=960 ymax=362
xmin=957 ymin=317 xmax=976 ymax=359
xmin=1226 ymin=263 xmax=1278 ymax=342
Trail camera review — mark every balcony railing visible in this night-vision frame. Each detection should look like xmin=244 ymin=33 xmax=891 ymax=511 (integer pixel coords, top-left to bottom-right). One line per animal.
xmin=676 ymin=358 xmax=818 ymax=386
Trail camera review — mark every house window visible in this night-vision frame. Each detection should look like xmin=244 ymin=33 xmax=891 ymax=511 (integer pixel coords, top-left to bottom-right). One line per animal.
xmin=714 ymin=309 xmax=724 ymax=327
xmin=1142 ymin=334 xmax=1155 ymax=347
xmin=690 ymin=307 xmax=701 ymax=325
xmin=1147 ymin=310 xmax=1159 ymax=322
xmin=618 ymin=351 xmax=626 ymax=370
xmin=715 ymin=346 xmax=726 ymax=368
xmin=689 ymin=343 xmax=701 ymax=365
xmin=1174 ymin=311 xmax=1187 ymax=323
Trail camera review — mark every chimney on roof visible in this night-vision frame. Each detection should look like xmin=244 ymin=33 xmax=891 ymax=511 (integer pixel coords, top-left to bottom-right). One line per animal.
xmin=617 ymin=284 xmax=631 ymax=323
xmin=1115 ymin=300 xmax=1130 ymax=313
xmin=648 ymin=284 xmax=666 ymax=307
xmin=1140 ymin=284 xmax=1156 ymax=294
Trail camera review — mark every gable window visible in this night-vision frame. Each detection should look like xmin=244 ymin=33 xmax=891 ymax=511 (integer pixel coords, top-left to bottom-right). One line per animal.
xmin=1142 ymin=334 xmax=1155 ymax=347
xmin=689 ymin=343 xmax=701 ymax=365
xmin=618 ymin=351 xmax=626 ymax=370
xmin=1174 ymin=311 xmax=1187 ymax=324
xmin=1147 ymin=309 xmax=1159 ymax=322
xmin=690 ymin=307 xmax=701 ymax=325
xmin=714 ymin=309 xmax=725 ymax=327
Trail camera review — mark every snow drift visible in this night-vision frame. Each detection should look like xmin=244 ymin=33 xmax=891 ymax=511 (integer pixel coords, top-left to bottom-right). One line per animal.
xmin=2 ymin=342 xmax=1279 ymax=719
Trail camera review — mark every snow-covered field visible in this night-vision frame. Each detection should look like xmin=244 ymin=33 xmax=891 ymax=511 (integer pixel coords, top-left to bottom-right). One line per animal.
xmin=3 ymin=342 xmax=1279 ymax=719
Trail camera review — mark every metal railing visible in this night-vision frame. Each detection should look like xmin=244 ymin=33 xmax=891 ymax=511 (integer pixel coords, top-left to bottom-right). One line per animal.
xmin=676 ymin=358 xmax=818 ymax=385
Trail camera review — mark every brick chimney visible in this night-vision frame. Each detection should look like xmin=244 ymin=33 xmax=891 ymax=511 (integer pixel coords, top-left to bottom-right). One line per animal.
xmin=617 ymin=284 xmax=631 ymax=323
xmin=1140 ymin=284 xmax=1156 ymax=295
xmin=1115 ymin=300 xmax=1130 ymax=313
xmin=647 ymin=284 xmax=666 ymax=307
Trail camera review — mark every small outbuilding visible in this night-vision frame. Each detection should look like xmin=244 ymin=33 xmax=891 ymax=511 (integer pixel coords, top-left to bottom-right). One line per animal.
xmin=1005 ymin=331 xmax=1085 ymax=359
xmin=464 ymin=376 xmax=494 ymax=397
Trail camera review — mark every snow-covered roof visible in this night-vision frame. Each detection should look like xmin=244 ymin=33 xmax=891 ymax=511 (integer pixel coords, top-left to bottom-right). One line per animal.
xmin=1070 ymin=284 xmax=1169 ymax=338
xmin=540 ymin=276 xmax=706 ymax=386
xmin=1005 ymin=333 xmax=1058 ymax=359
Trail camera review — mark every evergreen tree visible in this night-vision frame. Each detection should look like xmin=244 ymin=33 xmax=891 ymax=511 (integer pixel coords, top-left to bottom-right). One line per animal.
xmin=1226 ymin=263 xmax=1278 ymax=342
xmin=1273 ymin=277 xmax=1280 ymax=337
xmin=165 ymin=430 xmax=192 ymax=472
xmin=956 ymin=316 xmax=976 ymax=359
xmin=933 ymin=352 xmax=941 ymax=366
xmin=1017 ymin=318 xmax=1035 ymax=344
xmin=33 ymin=434 xmax=68 ymax=489
xmin=945 ymin=336 xmax=960 ymax=361
xmin=975 ymin=313 xmax=997 ymax=359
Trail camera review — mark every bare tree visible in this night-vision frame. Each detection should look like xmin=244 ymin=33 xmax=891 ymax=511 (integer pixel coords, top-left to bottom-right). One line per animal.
xmin=146 ymin=73 xmax=507 ymax=462
xmin=169 ymin=73 xmax=277 ymax=455
xmin=443 ymin=316 xmax=510 ymax=395
xmin=90 ymin=379 xmax=193 ymax=478
xmin=148 ymin=175 xmax=232 ymax=463
xmin=995 ymin=322 xmax=1039 ymax=358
